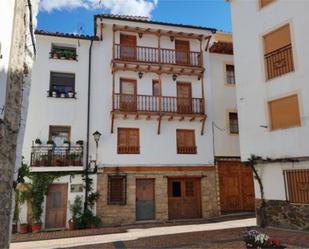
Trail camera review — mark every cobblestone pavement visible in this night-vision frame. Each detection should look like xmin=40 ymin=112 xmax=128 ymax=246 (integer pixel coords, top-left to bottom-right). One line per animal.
xmin=10 ymin=218 xmax=309 ymax=249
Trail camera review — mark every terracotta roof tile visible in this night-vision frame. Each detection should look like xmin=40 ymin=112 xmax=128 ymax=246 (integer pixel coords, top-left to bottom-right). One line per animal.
xmin=209 ymin=41 xmax=233 ymax=55
xmin=35 ymin=30 xmax=98 ymax=41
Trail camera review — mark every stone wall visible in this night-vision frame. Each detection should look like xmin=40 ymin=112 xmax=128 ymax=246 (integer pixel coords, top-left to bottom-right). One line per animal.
xmin=97 ymin=168 xmax=219 ymax=225
xmin=256 ymin=199 xmax=309 ymax=231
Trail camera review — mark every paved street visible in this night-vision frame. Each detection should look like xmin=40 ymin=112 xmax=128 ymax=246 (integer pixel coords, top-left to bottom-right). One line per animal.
xmin=10 ymin=218 xmax=309 ymax=249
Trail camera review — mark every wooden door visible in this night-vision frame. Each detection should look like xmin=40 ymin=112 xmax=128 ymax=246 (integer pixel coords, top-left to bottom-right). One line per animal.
xmin=120 ymin=79 xmax=137 ymax=111
xmin=120 ymin=34 xmax=137 ymax=60
xmin=168 ymin=178 xmax=201 ymax=220
xmin=136 ymin=179 xmax=155 ymax=221
xmin=218 ymin=161 xmax=255 ymax=213
xmin=45 ymin=184 xmax=68 ymax=229
xmin=175 ymin=40 xmax=190 ymax=65
xmin=177 ymin=82 xmax=192 ymax=114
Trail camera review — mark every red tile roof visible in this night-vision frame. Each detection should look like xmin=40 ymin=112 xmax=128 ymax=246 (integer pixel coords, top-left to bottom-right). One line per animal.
xmin=209 ymin=41 xmax=233 ymax=55
xmin=35 ymin=30 xmax=98 ymax=41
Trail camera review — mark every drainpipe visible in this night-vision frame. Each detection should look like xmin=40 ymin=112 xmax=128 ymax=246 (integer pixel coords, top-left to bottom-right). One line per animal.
xmin=84 ymin=38 xmax=94 ymax=211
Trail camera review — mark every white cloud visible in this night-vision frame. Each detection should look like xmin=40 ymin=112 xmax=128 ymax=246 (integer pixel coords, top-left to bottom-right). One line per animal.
xmin=39 ymin=0 xmax=158 ymax=17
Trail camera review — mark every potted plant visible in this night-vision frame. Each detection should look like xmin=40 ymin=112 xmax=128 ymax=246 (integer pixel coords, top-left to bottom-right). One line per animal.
xmin=60 ymin=92 xmax=66 ymax=98
xmin=34 ymin=138 xmax=42 ymax=146
xmin=243 ymin=228 xmax=286 ymax=249
xmin=69 ymin=153 xmax=80 ymax=166
xmin=47 ymin=140 xmax=54 ymax=149
xmin=63 ymin=140 xmax=70 ymax=148
xmin=76 ymin=140 xmax=83 ymax=147
xmin=40 ymin=154 xmax=49 ymax=166
xmin=68 ymin=91 xmax=74 ymax=98
xmin=69 ymin=195 xmax=83 ymax=230
xmin=60 ymin=51 xmax=66 ymax=60
xmin=18 ymin=222 xmax=29 ymax=234
xmin=51 ymin=48 xmax=60 ymax=59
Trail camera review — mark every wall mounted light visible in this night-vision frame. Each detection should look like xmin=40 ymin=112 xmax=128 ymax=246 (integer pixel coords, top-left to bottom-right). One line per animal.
xmin=138 ymin=71 xmax=143 ymax=79
xmin=138 ymin=33 xmax=143 ymax=39
xmin=172 ymin=74 xmax=177 ymax=81
xmin=170 ymin=36 xmax=175 ymax=42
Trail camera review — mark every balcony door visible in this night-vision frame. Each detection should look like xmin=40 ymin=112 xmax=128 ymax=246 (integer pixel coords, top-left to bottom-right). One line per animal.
xmin=120 ymin=78 xmax=137 ymax=112
xmin=175 ymin=40 xmax=190 ymax=65
xmin=177 ymin=82 xmax=192 ymax=114
xmin=120 ymin=34 xmax=137 ymax=61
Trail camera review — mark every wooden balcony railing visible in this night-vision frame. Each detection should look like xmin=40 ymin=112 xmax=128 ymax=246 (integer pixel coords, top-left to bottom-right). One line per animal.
xmin=113 ymin=94 xmax=205 ymax=115
xmin=177 ymin=146 xmax=197 ymax=154
xmin=114 ymin=44 xmax=202 ymax=67
xmin=117 ymin=146 xmax=140 ymax=154
xmin=30 ymin=145 xmax=83 ymax=167
xmin=265 ymin=44 xmax=294 ymax=80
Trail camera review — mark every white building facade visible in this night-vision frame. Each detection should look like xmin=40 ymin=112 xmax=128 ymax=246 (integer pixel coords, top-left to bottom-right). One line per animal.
xmin=229 ymin=0 xmax=309 ymax=230
xmin=21 ymin=15 xmax=249 ymax=229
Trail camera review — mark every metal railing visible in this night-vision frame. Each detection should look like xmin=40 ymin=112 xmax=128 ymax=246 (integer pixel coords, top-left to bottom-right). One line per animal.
xmin=30 ymin=145 xmax=83 ymax=167
xmin=265 ymin=44 xmax=294 ymax=80
xmin=113 ymin=94 xmax=205 ymax=115
xmin=114 ymin=44 xmax=202 ymax=67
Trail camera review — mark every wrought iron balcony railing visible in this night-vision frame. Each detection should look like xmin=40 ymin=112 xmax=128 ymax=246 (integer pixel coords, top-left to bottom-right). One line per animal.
xmin=113 ymin=94 xmax=205 ymax=115
xmin=114 ymin=44 xmax=202 ymax=67
xmin=30 ymin=145 xmax=83 ymax=167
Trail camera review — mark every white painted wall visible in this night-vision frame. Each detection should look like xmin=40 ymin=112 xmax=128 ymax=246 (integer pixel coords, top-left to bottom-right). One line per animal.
xmin=230 ymin=0 xmax=309 ymax=160
xmin=209 ymin=52 xmax=240 ymax=157
xmin=0 ymin=0 xmax=16 ymax=118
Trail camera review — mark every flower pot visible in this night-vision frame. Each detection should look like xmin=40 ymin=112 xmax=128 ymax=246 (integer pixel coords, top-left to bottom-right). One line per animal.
xmin=60 ymin=93 xmax=66 ymax=98
xmin=53 ymin=53 xmax=59 ymax=59
xmin=31 ymin=223 xmax=42 ymax=233
xmin=52 ymin=91 xmax=57 ymax=98
xmin=12 ymin=224 xmax=17 ymax=234
xmin=19 ymin=223 xmax=29 ymax=234
xmin=68 ymin=219 xmax=75 ymax=230
xmin=68 ymin=92 xmax=74 ymax=98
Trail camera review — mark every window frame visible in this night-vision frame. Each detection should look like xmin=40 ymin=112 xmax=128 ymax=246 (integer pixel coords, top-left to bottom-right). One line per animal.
xmin=224 ymin=63 xmax=236 ymax=86
xmin=107 ymin=175 xmax=127 ymax=205
xmin=49 ymin=72 xmax=76 ymax=98
xmin=49 ymin=125 xmax=71 ymax=142
xmin=176 ymin=129 xmax=197 ymax=154
xmin=227 ymin=110 xmax=239 ymax=135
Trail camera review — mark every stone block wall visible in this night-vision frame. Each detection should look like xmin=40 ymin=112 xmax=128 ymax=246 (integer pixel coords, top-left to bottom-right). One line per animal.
xmin=96 ymin=168 xmax=219 ymax=225
xmin=256 ymin=199 xmax=309 ymax=231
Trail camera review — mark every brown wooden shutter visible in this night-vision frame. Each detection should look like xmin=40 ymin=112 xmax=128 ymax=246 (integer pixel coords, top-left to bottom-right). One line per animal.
xmin=260 ymin=0 xmax=275 ymax=8
xmin=117 ymin=128 xmax=139 ymax=154
xmin=108 ymin=176 xmax=126 ymax=205
xmin=284 ymin=169 xmax=309 ymax=204
xmin=177 ymin=129 xmax=196 ymax=154
xmin=269 ymin=95 xmax=301 ymax=130
xmin=264 ymin=24 xmax=291 ymax=54
xmin=152 ymin=80 xmax=160 ymax=96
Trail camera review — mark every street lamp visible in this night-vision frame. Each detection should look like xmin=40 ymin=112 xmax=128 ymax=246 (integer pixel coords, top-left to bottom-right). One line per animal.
xmin=92 ymin=131 xmax=101 ymax=165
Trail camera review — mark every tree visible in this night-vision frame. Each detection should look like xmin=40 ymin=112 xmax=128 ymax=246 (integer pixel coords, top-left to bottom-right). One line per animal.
xmin=0 ymin=1 xmax=37 ymax=248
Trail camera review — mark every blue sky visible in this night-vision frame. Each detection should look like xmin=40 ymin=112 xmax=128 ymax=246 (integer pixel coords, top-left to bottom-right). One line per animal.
xmin=37 ymin=0 xmax=232 ymax=35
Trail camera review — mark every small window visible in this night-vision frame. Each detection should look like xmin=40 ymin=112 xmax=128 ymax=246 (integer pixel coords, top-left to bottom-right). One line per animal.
xmin=268 ymin=95 xmax=301 ymax=130
xmin=49 ymin=72 xmax=75 ymax=98
xmin=185 ymin=181 xmax=194 ymax=197
xmin=284 ymin=169 xmax=309 ymax=204
xmin=259 ymin=0 xmax=275 ymax=8
xmin=176 ymin=129 xmax=197 ymax=154
xmin=172 ymin=181 xmax=181 ymax=197
xmin=50 ymin=44 xmax=77 ymax=60
xmin=229 ymin=112 xmax=239 ymax=134
xmin=226 ymin=64 xmax=235 ymax=85
xmin=117 ymin=128 xmax=140 ymax=154
xmin=49 ymin=126 xmax=70 ymax=146
xmin=152 ymin=80 xmax=160 ymax=96
xmin=108 ymin=175 xmax=127 ymax=205
xmin=263 ymin=24 xmax=294 ymax=80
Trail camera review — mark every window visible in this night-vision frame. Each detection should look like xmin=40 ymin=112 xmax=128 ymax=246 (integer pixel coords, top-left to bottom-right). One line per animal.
xmin=268 ymin=94 xmax=301 ymax=130
xmin=117 ymin=128 xmax=140 ymax=154
xmin=259 ymin=0 xmax=275 ymax=8
xmin=50 ymin=44 xmax=77 ymax=60
xmin=229 ymin=112 xmax=239 ymax=134
xmin=49 ymin=126 xmax=70 ymax=146
xmin=284 ymin=169 xmax=309 ymax=204
xmin=108 ymin=175 xmax=127 ymax=205
xmin=49 ymin=72 xmax=75 ymax=98
xmin=152 ymin=80 xmax=160 ymax=96
xmin=176 ymin=129 xmax=197 ymax=154
xmin=172 ymin=181 xmax=181 ymax=197
xmin=225 ymin=64 xmax=235 ymax=85
xmin=263 ymin=24 xmax=294 ymax=80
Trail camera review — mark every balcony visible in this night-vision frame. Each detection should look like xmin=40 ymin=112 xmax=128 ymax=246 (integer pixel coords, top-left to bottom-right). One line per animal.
xmin=30 ymin=145 xmax=83 ymax=170
xmin=265 ymin=44 xmax=294 ymax=80
xmin=114 ymin=44 xmax=202 ymax=67
xmin=113 ymin=94 xmax=205 ymax=115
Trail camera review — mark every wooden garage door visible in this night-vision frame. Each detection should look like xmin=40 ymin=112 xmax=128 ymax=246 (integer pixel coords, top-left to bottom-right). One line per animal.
xmin=45 ymin=184 xmax=68 ymax=229
xmin=168 ymin=178 xmax=201 ymax=220
xmin=218 ymin=161 xmax=255 ymax=213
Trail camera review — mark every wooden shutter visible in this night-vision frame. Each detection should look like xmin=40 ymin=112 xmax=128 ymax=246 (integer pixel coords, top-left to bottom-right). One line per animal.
xmin=108 ymin=175 xmax=126 ymax=205
xmin=176 ymin=129 xmax=196 ymax=154
xmin=260 ymin=0 xmax=275 ymax=8
xmin=117 ymin=128 xmax=139 ymax=154
xmin=269 ymin=95 xmax=301 ymax=130
xmin=264 ymin=24 xmax=291 ymax=54
xmin=284 ymin=169 xmax=309 ymax=204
